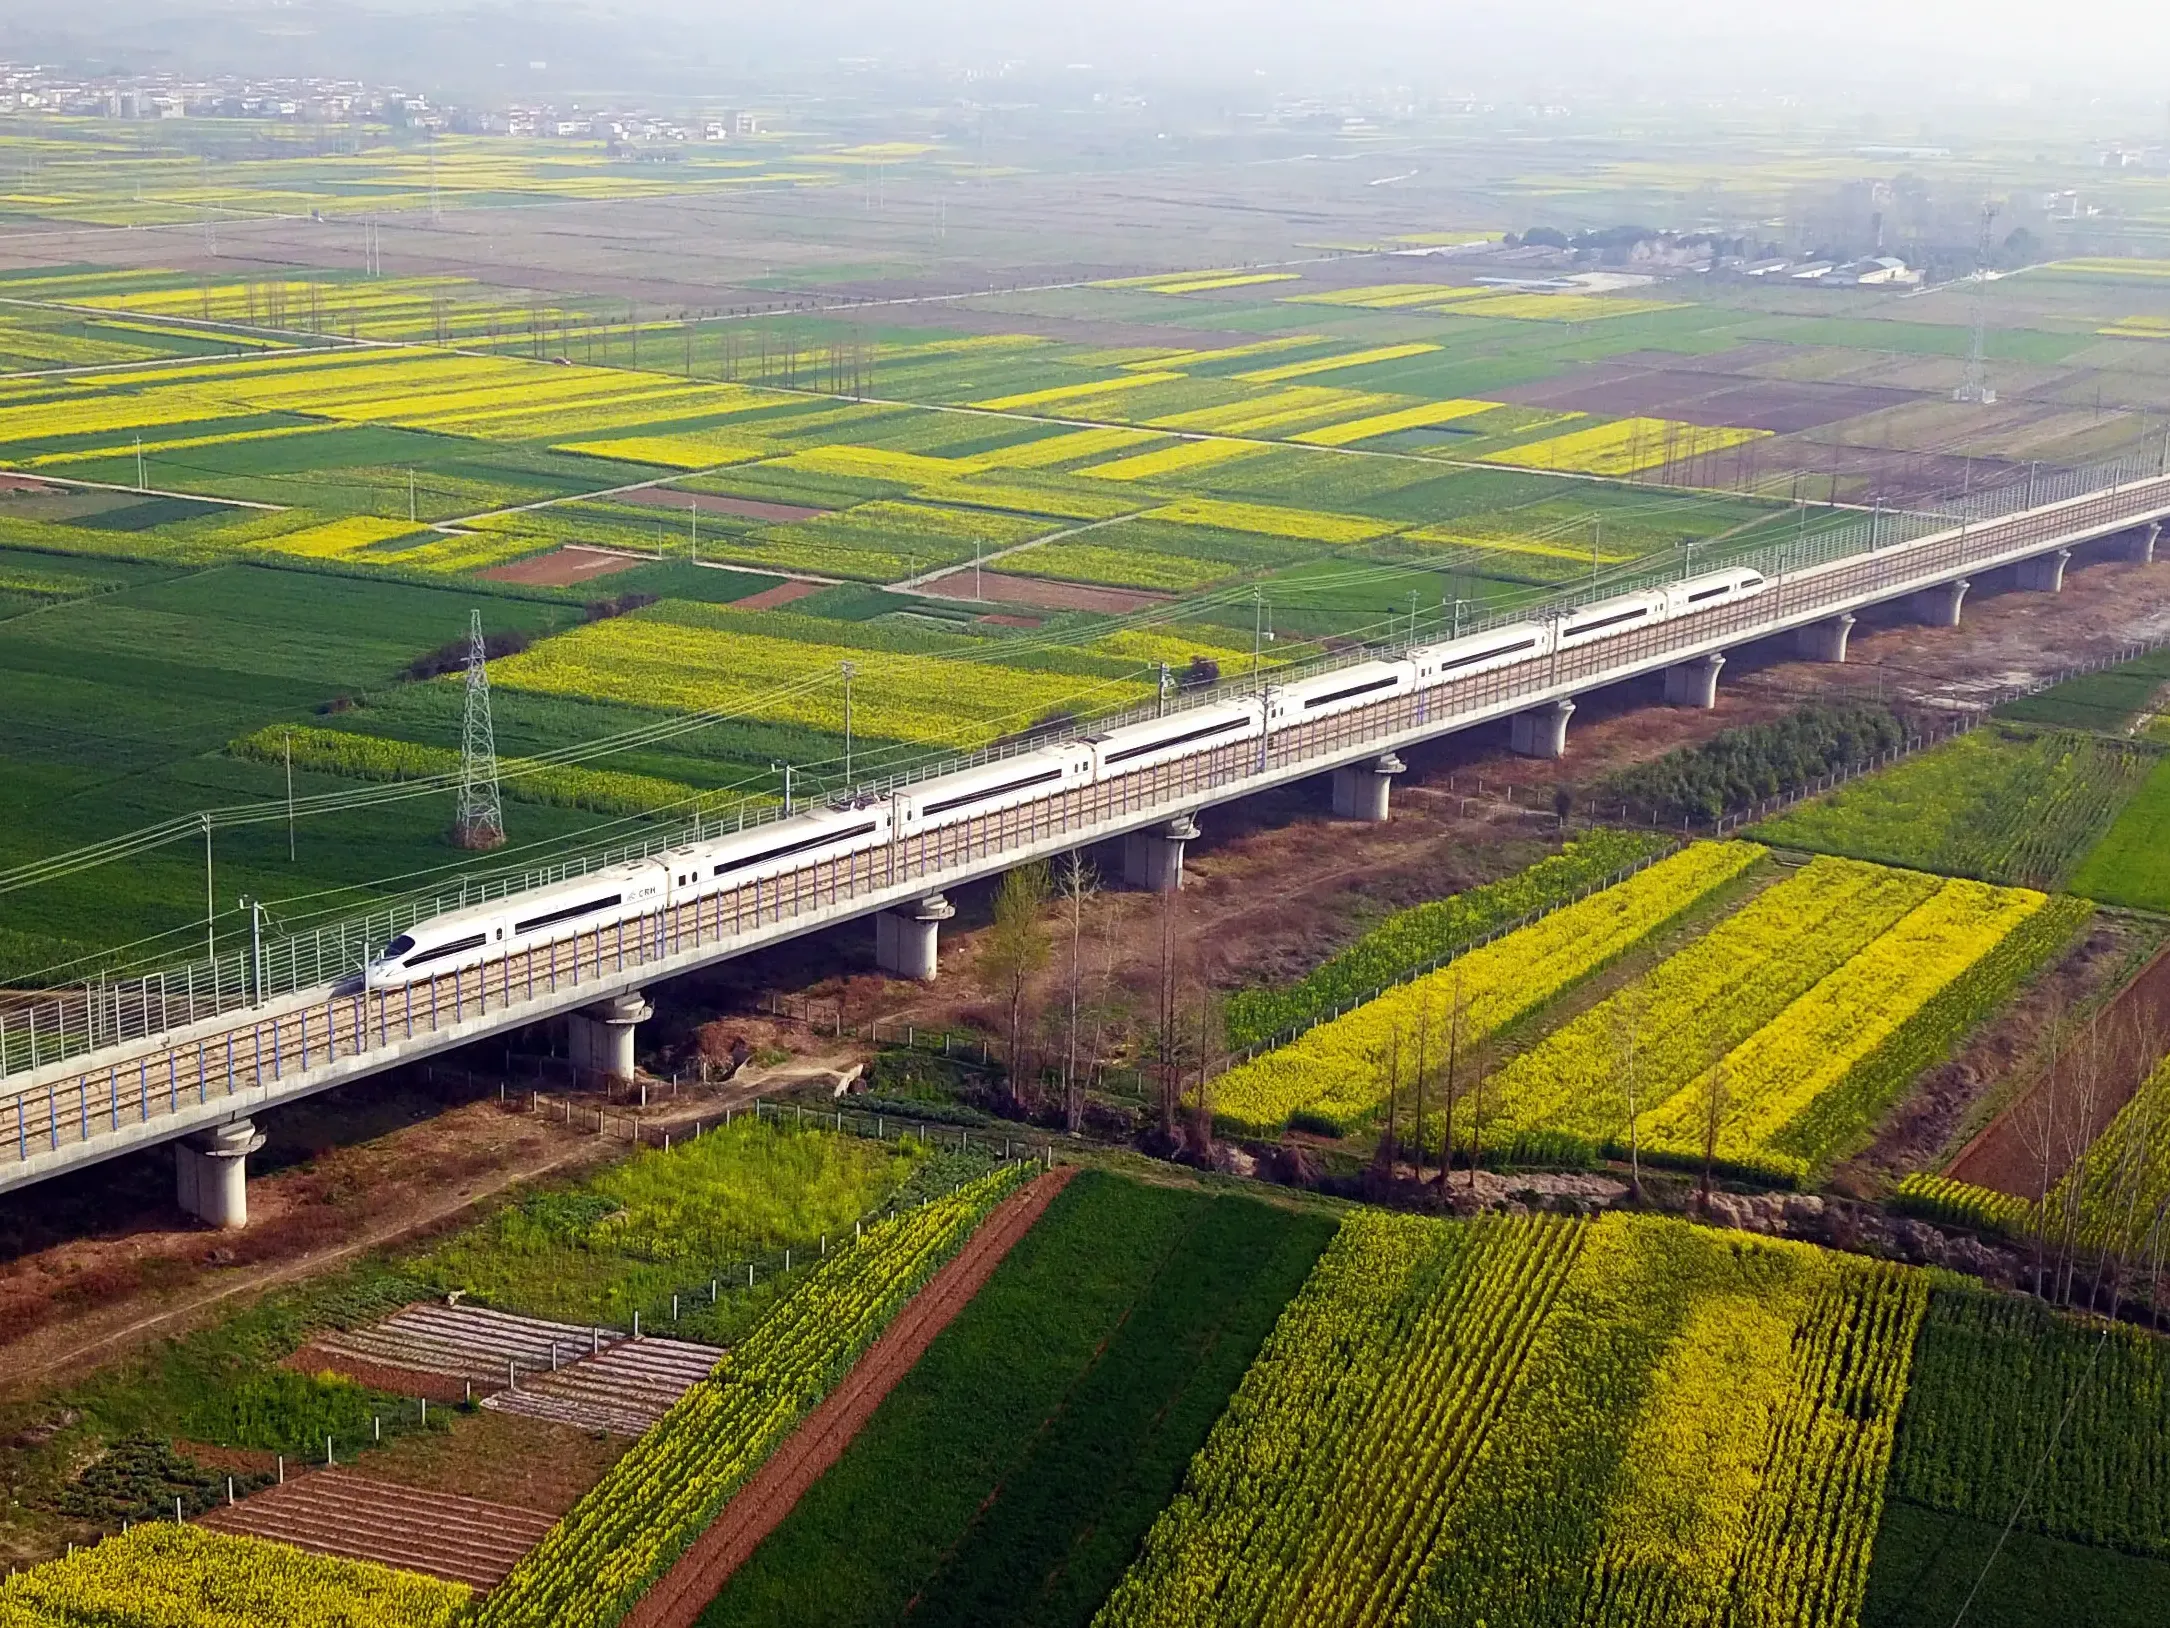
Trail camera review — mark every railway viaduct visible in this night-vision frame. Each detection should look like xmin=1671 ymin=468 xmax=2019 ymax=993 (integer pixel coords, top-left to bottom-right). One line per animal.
xmin=3 ymin=471 xmax=2168 ymax=1224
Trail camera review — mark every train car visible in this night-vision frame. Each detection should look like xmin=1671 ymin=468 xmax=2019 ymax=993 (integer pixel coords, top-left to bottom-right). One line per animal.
xmin=1082 ymin=698 xmax=1264 ymax=781
xmin=1265 ymin=659 xmax=1416 ymax=731
xmin=1665 ymin=566 xmax=1767 ymax=616
xmin=1554 ymin=588 xmax=1672 ymax=650
xmin=894 ymin=743 xmax=1096 ymax=836
xmin=1408 ymin=621 xmax=1553 ymax=691
xmin=690 ymin=801 xmax=892 ymax=889
xmin=363 ymin=856 xmax=671 ymax=991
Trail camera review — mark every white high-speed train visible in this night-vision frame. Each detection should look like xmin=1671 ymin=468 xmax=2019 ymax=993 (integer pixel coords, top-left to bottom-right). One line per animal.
xmin=363 ymin=567 xmax=1765 ymax=989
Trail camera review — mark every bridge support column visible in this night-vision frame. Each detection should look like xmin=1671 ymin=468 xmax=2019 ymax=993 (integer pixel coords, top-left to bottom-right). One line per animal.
xmin=2128 ymin=521 xmax=2160 ymax=565
xmin=175 ymin=1117 xmax=265 ymax=1230
xmin=1124 ymin=814 xmax=1200 ymax=892
xmin=1331 ymin=753 xmax=1405 ymax=822
xmin=567 ymin=991 xmax=651 ymax=1084
xmin=1910 ymin=578 xmax=1970 ymax=628
xmin=1662 ymin=652 xmax=1725 ymax=709
xmin=2016 ymin=549 xmax=2071 ymax=593
xmin=1508 ymin=698 xmax=1575 ymax=760
xmin=1794 ymin=613 xmax=1855 ymax=663
xmin=874 ymin=893 xmax=955 ymax=981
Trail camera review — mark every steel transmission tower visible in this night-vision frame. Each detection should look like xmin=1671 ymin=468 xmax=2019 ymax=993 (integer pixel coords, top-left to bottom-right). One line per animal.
xmin=453 ymin=610 xmax=505 ymax=850
xmin=1954 ymin=200 xmax=2000 ymax=405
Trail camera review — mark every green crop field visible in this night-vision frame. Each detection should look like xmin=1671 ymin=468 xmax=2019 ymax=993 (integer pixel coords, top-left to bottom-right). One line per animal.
xmin=1754 ymin=725 xmax=2156 ymax=891
xmin=697 ymin=1170 xmax=1335 ymax=1628
xmin=2069 ymin=752 xmax=2170 ymax=910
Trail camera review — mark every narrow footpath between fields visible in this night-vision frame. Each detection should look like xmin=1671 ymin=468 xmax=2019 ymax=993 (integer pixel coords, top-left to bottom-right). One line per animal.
xmin=620 ymin=1163 xmax=1078 ymax=1628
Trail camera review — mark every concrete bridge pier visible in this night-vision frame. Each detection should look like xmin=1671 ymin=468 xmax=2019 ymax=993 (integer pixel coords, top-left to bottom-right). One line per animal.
xmin=1124 ymin=813 xmax=1200 ymax=892
xmin=1794 ymin=613 xmax=1855 ymax=663
xmin=2016 ymin=549 xmax=2071 ymax=593
xmin=874 ymin=893 xmax=955 ymax=981
xmin=568 ymin=991 xmax=652 ymax=1084
xmin=1331 ymin=752 xmax=1406 ymax=822
xmin=1910 ymin=578 xmax=1970 ymax=628
xmin=1509 ymin=698 xmax=1575 ymax=760
xmin=175 ymin=1117 xmax=265 ymax=1229
xmin=2128 ymin=521 xmax=2161 ymax=565
xmin=1662 ymin=652 xmax=1725 ymax=709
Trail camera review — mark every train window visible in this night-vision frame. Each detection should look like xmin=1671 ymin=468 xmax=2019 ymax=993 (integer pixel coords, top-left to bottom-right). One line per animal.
xmin=513 ymin=892 xmax=624 ymax=934
xmin=1102 ymin=715 xmax=1249 ymax=765
xmin=1438 ymin=636 xmax=1539 ymax=672
xmin=379 ymin=935 xmax=415 ymax=960
xmin=714 ymin=820 xmax=879 ymax=878
xmin=1565 ymin=606 xmax=1650 ymax=638
xmin=1686 ymin=585 xmax=1730 ymax=604
xmin=921 ymin=766 xmax=1063 ymax=818
xmin=1302 ymin=673 xmax=1399 ymax=710
xmin=404 ymin=933 xmax=488 ymax=968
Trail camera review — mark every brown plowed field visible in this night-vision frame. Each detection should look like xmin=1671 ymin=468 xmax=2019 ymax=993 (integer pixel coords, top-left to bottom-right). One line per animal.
xmin=615 ymin=487 xmax=830 ymax=525
xmin=619 ymin=1164 xmax=1077 ymax=1628
xmin=728 ymin=579 xmax=828 ymax=611
xmin=196 ymin=1467 xmax=555 ymax=1590
xmin=917 ymin=569 xmax=1168 ymax=613
xmin=1949 ymin=946 xmax=2170 ymax=1198
xmin=480 ymin=545 xmax=647 ymax=586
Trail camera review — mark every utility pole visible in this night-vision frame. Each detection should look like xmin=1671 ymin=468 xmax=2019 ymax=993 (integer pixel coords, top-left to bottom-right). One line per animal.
xmin=408 ymin=470 xmax=416 ymax=525
xmin=201 ymin=813 xmax=215 ymax=963
xmin=453 ymin=610 xmax=505 ymax=850
xmin=1954 ymin=198 xmax=2000 ymax=405
xmin=284 ymin=729 xmax=295 ymax=861
xmin=136 ymin=437 xmax=145 ymax=493
xmin=773 ymin=761 xmax=794 ymax=816
xmin=240 ymin=897 xmax=266 ymax=1004
xmin=841 ymin=662 xmax=856 ymax=786
xmin=689 ymin=497 xmax=698 ymax=562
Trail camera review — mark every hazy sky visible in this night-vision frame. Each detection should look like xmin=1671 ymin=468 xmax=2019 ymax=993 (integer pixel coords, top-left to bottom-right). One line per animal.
xmin=6 ymin=0 xmax=2169 ymax=106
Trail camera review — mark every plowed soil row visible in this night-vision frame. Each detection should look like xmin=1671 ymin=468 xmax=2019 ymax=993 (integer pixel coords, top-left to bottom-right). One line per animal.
xmin=198 ymin=1467 xmax=554 ymax=1589
xmin=620 ymin=1164 xmax=1077 ymax=1628
xmin=1950 ymin=945 xmax=2170 ymax=1197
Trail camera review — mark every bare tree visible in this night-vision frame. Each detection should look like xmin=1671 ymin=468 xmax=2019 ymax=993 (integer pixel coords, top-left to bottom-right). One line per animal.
xmin=1611 ymin=992 xmax=1646 ymax=1203
xmin=1442 ymin=969 xmax=1466 ymax=1200
xmin=1154 ymin=881 xmax=1183 ymax=1145
xmin=1413 ymin=998 xmax=1432 ymax=1188
xmin=1057 ymin=851 xmax=1097 ymax=1136
xmin=977 ymin=861 xmax=1052 ymax=1114
xmin=1697 ymin=1057 xmax=1732 ymax=1219
xmin=1190 ymin=984 xmax=1225 ymax=1160
xmin=1378 ymin=1025 xmax=1403 ymax=1184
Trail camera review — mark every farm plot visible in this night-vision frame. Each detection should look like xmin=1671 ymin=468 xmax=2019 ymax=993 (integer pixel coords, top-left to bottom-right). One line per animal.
xmin=1999 ymin=645 xmax=2170 ymax=734
xmin=1887 ymin=1283 xmax=2170 ymax=1559
xmin=1209 ymin=840 xmax=1764 ymax=1136
xmin=1481 ymin=857 xmax=2086 ymax=1182
xmin=405 ymin=1115 xmax=925 ymax=1333
xmin=1756 ymin=726 xmax=2154 ymax=892
xmin=303 ymin=1302 xmax=634 ymax=1395
xmin=472 ymin=1163 xmax=1029 ymax=1628
xmin=482 ymin=603 xmax=1158 ymax=756
xmin=0 ymin=1522 xmax=471 ymax=1628
xmin=1406 ymin=1215 xmax=1926 ymax=1628
xmin=1095 ymin=1211 xmax=1584 ymax=1628
xmin=2070 ymin=753 xmax=2170 ymax=912
xmin=198 ymin=1468 xmax=556 ymax=1590
xmin=486 ymin=1337 xmax=725 ymax=1437
xmin=697 ymin=1171 xmax=1333 ymax=1628
xmin=1223 ymin=828 xmax=1671 ymax=1048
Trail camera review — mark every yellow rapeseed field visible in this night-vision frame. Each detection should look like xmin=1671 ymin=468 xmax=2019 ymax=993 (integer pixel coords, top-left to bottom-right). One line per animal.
xmin=489 ymin=612 xmax=1154 ymax=746
xmin=1483 ymin=416 xmax=1770 ymax=477
xmin=1144 ymin=497 xmax=1391 ymax=544
xmin=1291 ymin=399 xmax=1501 ymax=446
xmin=1234 ymin=343 xmax=1440 ymax=384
